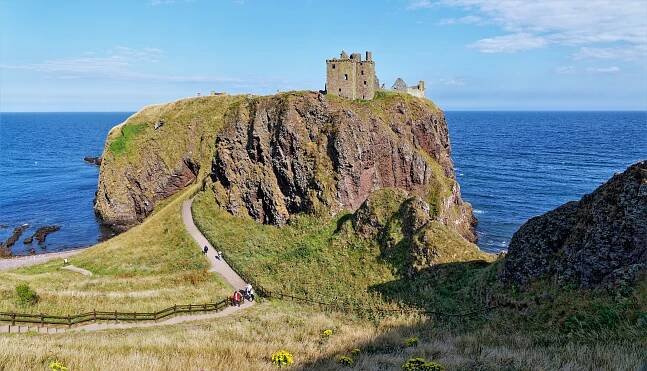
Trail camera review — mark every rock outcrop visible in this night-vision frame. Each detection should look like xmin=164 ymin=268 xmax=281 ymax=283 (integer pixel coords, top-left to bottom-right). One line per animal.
xmin=500 ymin=161 xmax=647 ymax=288
xmin=211 ymin=92 xmax=476 ymax=242
xmin=352 ymin=189 xmax=491 ymax=275
xmin=23 ymin=225 xmax=61 ymax=245
xmin=95 ymin=92 xmax=476 ymax=243
xmin=94 ymin=95 xmax=242 ymax=231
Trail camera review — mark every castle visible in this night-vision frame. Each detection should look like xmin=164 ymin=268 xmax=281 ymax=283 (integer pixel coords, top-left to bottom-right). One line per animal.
xmin=325 ymin=50 xmax=425 ymax=100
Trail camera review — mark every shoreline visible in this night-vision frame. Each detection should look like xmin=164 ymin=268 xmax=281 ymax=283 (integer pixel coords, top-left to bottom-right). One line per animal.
xmin=0 ymin=248 xmax=88 ymax=271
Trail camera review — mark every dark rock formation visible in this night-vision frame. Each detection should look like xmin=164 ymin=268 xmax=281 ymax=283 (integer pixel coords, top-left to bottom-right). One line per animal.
xmin=23 ymin=225 xmax=61 ymax=245
xmin=211 ymin=92 xmax=475 ymax=242
xmin=500 ymin=160 xmax=647 ymax=288
xmin=0 ymin=224 xmax=29 ymax=256
xmin=84 ymin=156 xmax=102 ymax=166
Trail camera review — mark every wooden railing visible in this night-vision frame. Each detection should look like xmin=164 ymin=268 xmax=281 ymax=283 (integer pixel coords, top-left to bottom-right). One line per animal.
xmin=0 ymin=299 xmax=230 ymax=328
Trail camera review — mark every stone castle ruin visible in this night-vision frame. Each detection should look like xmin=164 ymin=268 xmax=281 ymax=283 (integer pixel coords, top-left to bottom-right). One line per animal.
xmin=325 ymin=50 xmax=425 ymax=100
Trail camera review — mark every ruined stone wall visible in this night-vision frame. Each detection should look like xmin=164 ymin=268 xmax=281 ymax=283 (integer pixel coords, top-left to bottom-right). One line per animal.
xmin=326 ymin=59 xmax=357 ymax=99
xmin=355 ymin=61 xmax=376 ymax=100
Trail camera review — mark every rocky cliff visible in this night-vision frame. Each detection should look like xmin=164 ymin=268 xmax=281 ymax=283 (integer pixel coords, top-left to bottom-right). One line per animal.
xmin=210 ymin=91 xmax=476 ymax=242
xmin=96 ymin=91 xmax=476 ymax=244
xmin=500 ymin=160 xmax=647 ymax=288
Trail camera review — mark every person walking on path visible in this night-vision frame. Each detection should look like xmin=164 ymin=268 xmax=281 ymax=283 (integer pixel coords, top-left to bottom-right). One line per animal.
xmin=203 ymin=245 xmax=208 ymax=255
xmin=232 ymin=290 xmax=243 ymax=307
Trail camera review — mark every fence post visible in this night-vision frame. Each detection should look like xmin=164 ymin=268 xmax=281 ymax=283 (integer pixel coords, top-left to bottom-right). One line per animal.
xmin=203 ymin=303 xmax=207 ymax=311
xmin=11 ymin=313 xmax=15 ymax=326
xmin=174 ymin=304 xmax=177 ymax=315
xmin=93 ymin=309 xmax=97 ymax=322
xmin=40 ymin=314 xmax=44 ymax=327
xmin=67 ymin=315 xmax=71 ymax=328
xmin=189 ymin=304 xmax=192 ymax=312
xmin=114 ymin=310 xmax=117 ymax=322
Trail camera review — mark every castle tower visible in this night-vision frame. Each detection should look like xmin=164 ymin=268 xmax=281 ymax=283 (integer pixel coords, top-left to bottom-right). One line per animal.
xmin=326 ymin=50 xmax=377 ymax=100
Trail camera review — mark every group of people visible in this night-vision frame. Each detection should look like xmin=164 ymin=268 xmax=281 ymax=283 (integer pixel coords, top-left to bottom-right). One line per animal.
xmin=201 ymin=245 xmax=254 ymax=307
xmin=232 ymin=284 xmax=255 ymax=306
xmin=203 ymin=245 xmax=223 ymax=260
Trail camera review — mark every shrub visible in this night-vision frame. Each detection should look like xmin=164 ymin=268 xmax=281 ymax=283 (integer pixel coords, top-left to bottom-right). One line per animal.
xmin=16 ymin=283 xmax=39 ymax=306
xmin=48 ymin=360 xmax=68 ymax=371
xmin=337 ymin=355 xmax=354 ymax=366
xmin=402 ymin=357 xmax=445 ymax=371
xmin=404 ymin=336 xmax=419 ymax=347
xmin=322 ymin=329 xmax=334 ymax=338
xmin=271 ymin=350 xmax=294 ymax=368
xmin=350 ymin=348 xmax=361 ymax=356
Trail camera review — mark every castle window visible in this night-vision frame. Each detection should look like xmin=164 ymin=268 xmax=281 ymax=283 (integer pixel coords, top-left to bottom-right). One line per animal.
xmin=364 ymin=81 xmax=367 ymax=85
xmin=361 ymin=70 xmax=364 ymax=75
xmin=344 ymin=74 xmax=348 ymax=80
xmin=338 ymin=88 xmax=342 ymax=93
xmin=332 ymin=64 xmax=336 ymax=69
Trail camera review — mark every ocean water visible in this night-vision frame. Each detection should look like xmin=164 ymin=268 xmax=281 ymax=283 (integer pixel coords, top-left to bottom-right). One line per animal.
xmin=0 ymin=112 xmax=131 ymax=255
xmin=0 ymin=111 xmax=645 ymax=255
xmin=447 ymin=111 xmax=647 ymax=252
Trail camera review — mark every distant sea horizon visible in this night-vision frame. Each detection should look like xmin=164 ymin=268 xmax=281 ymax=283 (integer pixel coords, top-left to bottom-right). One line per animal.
xmin=1 ymin=110 xmax=645 ymax=255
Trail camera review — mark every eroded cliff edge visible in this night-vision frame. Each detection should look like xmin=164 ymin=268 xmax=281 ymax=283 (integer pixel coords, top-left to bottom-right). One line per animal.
xmin=96 ymin=91 xmax=477 ymax=246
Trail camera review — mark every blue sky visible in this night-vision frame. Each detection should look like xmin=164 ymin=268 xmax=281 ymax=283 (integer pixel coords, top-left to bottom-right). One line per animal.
xmin=1 ymin=0 xmax=646 ymax=111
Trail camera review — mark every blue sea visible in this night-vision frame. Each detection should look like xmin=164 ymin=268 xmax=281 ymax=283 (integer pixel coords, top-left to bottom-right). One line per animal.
xmin=0 ymin=111 xmax=645 ymax=255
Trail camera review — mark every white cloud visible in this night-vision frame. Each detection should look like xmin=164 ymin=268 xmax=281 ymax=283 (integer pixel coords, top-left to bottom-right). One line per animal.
xmin=574 ymin=45 xmax=647 ymax=61
xmin=469 ymin=33 xmax=547 ymax=53
xmin=407 ymin=0 xmax=434 ymax=10
xmin=555 ymin=66 xmax=575 ymax=74
xmin=417 ymin=0 xmax=647 ymax=58
xmin=438 ymin=15 xmax=483 ymax=26
xmin=439 ymin=77 xmax=466 ymax=86
xmin=586 ymin=66 xmax=620 ymax=73
xmin=0 ymin=47 xmax=240 ymax=84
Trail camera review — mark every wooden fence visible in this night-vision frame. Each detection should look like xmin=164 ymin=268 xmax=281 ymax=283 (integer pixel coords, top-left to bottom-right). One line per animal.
xmin=0 ymin=298 xmax=230 ymax=328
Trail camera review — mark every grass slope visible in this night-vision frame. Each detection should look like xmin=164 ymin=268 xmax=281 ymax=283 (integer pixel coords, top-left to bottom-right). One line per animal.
xmin=0 ymin=186 xmax=229 ymax=315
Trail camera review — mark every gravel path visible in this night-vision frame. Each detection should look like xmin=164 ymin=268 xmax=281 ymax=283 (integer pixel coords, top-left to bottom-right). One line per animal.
xmin=0 ymin=249 xmax=86 ymax=271
xmin=181 ymin=198 xmax=248 ymax=290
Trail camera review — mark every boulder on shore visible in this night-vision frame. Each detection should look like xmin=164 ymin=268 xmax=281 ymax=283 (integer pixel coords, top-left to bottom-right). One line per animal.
xmin=500 ymin=160 xmax=647 ymax=288
xmin=84 ymin=156 xmax=102 ymax=166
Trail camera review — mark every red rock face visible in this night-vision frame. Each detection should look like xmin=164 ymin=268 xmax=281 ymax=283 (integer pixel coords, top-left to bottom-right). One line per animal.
xmin=211 ymin=92 xmax=475 ymax=242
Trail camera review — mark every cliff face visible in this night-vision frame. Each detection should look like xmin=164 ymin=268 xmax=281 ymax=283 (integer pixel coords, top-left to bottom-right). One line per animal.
xmin=95 ymin=95 xmax=243 ymax=231
xmin=211 ymin=92 xmax=476 ymax=242
xmin=96 ymin=91 xmax=475 ymax=244
xmin=500 ymin=161 xmax=647 ymax=287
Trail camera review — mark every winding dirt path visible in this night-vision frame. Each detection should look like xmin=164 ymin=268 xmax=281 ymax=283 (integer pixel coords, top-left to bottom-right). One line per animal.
xmin=0 ymin=249 xmax=86 ymax=271
xmin=1 ymin=196 xmax=253 ymax=333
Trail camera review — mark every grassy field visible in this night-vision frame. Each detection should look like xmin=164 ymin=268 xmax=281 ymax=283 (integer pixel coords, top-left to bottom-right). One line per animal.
xmin=0 ymin=185 xmax=230 ymax=315
xmin=0 ymin=300 xmax=644 ymax=370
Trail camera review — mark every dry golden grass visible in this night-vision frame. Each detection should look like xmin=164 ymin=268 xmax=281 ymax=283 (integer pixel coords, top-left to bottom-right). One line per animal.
xmin=0 ymin=300 xmax=643 ymax=371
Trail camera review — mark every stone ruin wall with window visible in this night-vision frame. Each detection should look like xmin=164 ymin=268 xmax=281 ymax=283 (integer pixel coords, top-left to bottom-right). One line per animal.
xmin=326 ymin=51 xmax=378 ymax=100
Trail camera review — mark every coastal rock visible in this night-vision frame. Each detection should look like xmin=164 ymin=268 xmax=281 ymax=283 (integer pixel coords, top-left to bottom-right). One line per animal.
xmin=23 ymin=225 xmax=61 ymax=245
xmin=211 ymin=92 xmax=476 ymax=242
xmin=0 ymin=224 xmax=29 ymax=257
xmin=84 ymin=156 xmax=102 ymax=166
xmin=95 ymin=92 xmax=475 ymax=243
xmin=500 ymin=160 xmax=647 ymax=288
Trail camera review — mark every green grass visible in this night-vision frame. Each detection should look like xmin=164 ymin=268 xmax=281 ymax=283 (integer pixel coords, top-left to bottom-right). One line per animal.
xmin=192 ymin=188 xmax=403 ymax=310
xmin=0 ymin=185 xmax=231 ymax=315
xmin=108 ymin=123 xmax=147 ymax=155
